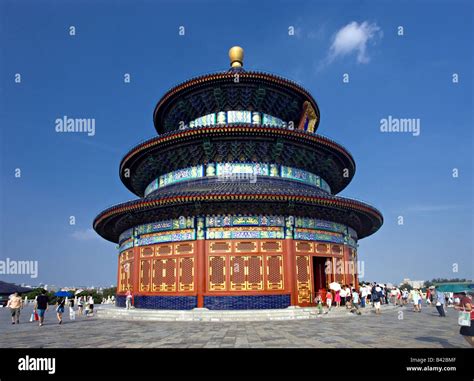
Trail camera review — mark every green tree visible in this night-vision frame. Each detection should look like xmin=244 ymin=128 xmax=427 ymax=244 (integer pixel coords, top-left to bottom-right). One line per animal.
xmin=424 ymin=280 xmax=433 ymax=288
xmin=102 ymin=287 xmax=117 ymax=299
xmin=399 ymin=282 xmax=413 ymax=291
xmin=430 ymin=278 xmax=470 ymax=284
xmin=76 ymin=290 xmax=98 ymax=304
xmin=23 ymin=287 xmax=45 ymax=300
xmin=22 ymin=288 xmax=58 ymax=305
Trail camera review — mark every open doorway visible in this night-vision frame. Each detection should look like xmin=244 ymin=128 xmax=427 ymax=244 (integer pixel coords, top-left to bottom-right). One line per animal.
xmin=312 ymin=256 xmax=327 ymax=297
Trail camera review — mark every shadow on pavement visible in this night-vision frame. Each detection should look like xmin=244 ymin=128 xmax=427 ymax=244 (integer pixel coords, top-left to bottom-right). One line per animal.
xmin=415 ymin=336 xmax=458 ymax=348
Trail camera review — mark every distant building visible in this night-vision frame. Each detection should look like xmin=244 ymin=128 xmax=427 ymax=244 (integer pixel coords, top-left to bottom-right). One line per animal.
xmin=401 ymin=278 xmax=424 ymax=289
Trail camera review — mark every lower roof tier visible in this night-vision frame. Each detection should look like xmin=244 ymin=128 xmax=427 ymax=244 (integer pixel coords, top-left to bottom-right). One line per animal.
xmin=94 ymin=177 xmax=383 ymax=243
xmin=120 ymin=125 xmax=356 ymax=197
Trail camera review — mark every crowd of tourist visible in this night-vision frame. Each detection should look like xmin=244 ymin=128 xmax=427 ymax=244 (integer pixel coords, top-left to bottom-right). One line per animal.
xmin=5 ymin=290 xmax=97 ymax=327
xmin=313 ymin=282 xmax=466 ymax=316
xmin=314 ymin=282 xmax=388 ymax=315
xmin=311 ymin=282 xmax=473 ymax=346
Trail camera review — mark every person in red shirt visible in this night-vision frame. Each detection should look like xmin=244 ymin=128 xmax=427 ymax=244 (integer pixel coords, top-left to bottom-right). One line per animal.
xmin=455 ymin=291 xmax=474 ymax=347
xmin=326 ymin=291 xmax=333 ymax=311
xmin=335 ymin=290 xmax=341 ymax=308
xmin=426 ymin=289 xmax=431 ymax=305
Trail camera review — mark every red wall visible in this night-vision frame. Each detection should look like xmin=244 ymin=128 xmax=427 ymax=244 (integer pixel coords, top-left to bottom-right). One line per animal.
xmin=117 ymin=239 xmax=358 ymax=307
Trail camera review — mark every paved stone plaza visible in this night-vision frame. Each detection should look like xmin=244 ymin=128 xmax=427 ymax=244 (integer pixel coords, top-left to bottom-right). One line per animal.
xmin=0 ymin=304 xmax=470 ymax=348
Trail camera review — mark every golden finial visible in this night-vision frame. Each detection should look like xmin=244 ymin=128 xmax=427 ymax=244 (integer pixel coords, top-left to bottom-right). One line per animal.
xmin=229 ymin=46 xmax=244 ymax=68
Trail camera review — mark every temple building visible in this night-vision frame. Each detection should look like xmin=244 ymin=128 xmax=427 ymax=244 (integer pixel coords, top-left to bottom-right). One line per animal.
xmin=93 ymin=47 xmax=383 ymax=310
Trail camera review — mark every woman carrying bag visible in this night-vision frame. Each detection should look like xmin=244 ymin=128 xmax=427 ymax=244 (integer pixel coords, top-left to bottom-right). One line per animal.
xmin=456 ymin=290 xmax=474 ymax=347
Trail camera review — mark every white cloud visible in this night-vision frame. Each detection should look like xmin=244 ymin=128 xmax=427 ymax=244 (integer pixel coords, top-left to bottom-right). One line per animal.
xmin=71 ymin=228 xmax=99 ymax=241
xmin=328 ymin=21 xmax=382 ymax=64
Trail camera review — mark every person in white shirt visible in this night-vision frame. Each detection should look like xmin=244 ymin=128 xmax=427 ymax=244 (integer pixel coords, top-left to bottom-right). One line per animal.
xmin=339 ymin=288 xmax=347 ymax=306
xmin=389 ymin=288 xmax=397 ymax=304
xmin=352 ymin=290 xmax=360 ymax=313
xmin=125 ymin=290 xmax=133 ymax=310
xmin=372 ymin=283 xmax=382 ymax=314
xmin=411 ymin=289 xmax=420 ymax=312
xmin=345 ymin=286 xmax=351 ymax=307
xmin=360 ymin=285 xmax=367 ymax=308
xmin=402 ymin=289 xmax=409 ymax=305
xmin=77 ymin=296 xmax=84 ymax=315
xmin=352 ymin=290 xmax=359 ymax=304
xmin=85 ymin=295 xmax=94 ymax=317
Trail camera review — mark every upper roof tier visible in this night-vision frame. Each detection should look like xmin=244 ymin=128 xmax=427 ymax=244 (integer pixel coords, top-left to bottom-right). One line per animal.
xmin=152 ymin=47 xmax=321 ymax=135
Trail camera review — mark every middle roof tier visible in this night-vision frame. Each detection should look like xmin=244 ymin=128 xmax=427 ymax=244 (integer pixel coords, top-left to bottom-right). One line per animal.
xmin=120 ymin=125 xmax=356 ymax=197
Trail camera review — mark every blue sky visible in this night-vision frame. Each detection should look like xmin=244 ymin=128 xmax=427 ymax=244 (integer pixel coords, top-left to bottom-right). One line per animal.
xmin=0 ymin=0 xmax=472 ymax=287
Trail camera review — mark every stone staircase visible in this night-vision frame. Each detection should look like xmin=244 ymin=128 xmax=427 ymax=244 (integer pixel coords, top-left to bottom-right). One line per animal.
xmin=96 ymin=304 xmax=396 ymax=322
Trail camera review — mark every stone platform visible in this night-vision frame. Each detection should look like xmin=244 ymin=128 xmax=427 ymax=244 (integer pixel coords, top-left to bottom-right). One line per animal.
xmin=96 ymin=304 xmax=398 ymax=322
xmin=1 ymin=304 xmax=469 ymax=348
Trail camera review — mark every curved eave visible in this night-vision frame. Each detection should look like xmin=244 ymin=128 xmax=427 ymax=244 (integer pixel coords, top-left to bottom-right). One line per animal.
xmin=93 ymin=193 xmax=383 ymax=244
xmin=119 ymin=125 xmax=356 ymax=196
xmin=152 ymin=71 xmax=321 ymax=134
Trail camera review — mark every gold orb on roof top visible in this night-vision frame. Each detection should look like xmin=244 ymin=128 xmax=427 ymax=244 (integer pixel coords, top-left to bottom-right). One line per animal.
xmin=229 ymin=46 xmax=244 ymax=68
